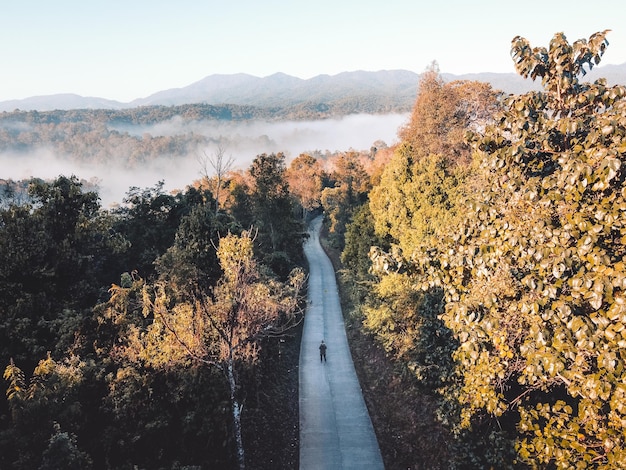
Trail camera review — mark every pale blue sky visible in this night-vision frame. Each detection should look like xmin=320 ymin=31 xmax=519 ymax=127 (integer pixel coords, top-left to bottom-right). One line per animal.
xmin=1 ymin=0 xmax=624 ymax=102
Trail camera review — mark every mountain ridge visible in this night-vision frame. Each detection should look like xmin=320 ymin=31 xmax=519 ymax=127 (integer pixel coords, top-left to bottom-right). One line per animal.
xmin=1 ymin=64 xmax=624 ymax=113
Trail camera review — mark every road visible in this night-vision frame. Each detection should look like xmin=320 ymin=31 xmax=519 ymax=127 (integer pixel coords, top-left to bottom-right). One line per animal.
xmin=299 ymin=215 xmax=384 ymax=469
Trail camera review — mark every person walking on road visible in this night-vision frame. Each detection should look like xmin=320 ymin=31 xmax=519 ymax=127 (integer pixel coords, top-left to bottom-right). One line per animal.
xmin=319 ymin=340 xmax=327 ymax=363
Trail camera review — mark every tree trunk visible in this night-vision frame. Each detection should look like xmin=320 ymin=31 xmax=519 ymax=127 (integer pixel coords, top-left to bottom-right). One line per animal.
xmin=215 ymin=174 xmax=222 ymax=216
xmin=227 ymin=359 xmax=245 ymax=470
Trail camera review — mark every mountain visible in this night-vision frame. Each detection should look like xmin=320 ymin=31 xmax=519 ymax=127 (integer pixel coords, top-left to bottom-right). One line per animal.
xmin=129 ymin=70 xmax=423 ymax=108
xmin=1 ymin=64 xmax=624 ymax=113
xmin=0 ymin=93 xmax=127 ymax=112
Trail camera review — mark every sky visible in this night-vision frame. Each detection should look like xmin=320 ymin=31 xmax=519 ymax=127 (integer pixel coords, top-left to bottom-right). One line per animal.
xmin=1 ymin=0 xmax=625 ymax=103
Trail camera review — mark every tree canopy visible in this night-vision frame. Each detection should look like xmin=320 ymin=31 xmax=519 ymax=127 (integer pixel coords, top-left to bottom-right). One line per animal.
xmin=1 ymin=152 xmax=307 ymax=468
xmin=364 ymin=29 xmax=626 ymax=468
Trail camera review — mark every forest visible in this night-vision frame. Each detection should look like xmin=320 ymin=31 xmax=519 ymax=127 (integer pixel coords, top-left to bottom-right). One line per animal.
xmin=2 ymin=30 xmax=626 ymax=469
xmin=0 ymin=98 xmax=408 ymax=169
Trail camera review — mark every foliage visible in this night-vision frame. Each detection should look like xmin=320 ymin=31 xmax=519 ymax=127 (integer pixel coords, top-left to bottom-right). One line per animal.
xmin=393 ymin=30 xmax=626 ymax=467
xmin=0 ymin=176 xmax=126 ymax=363
xmin=369 ymin=147 xmax=470 ymax=255
xmin=398 ymin=62 xmax=502 ymax=165
xmin=117 ymin=230 xmax=306 ymax=372
xmin=285 ymin=153 xmax=324 ymax=219
xmin=1 ymin=353 xmax=92 ymax=470
xmin=341 ymin=202 xmax=389 ymax=278
xmin=113 ymin=183 xmax=214 ymax=278
xmin=247 ymin=153 xmax=304 ymax=276
xmin=0 ymin=151 xmax=308 ymax=467
xmin=364 ymin=66 xmax=487 ymax=414
xmin=106 ymin=231 xmax=305 ymax=469
xmin=155 ymin=201 xmax=234 ymax=290
xmin=321 ymin=151 xmax=371 ymax=249
xmin=39 ymin=423 xmax=93 ymax=470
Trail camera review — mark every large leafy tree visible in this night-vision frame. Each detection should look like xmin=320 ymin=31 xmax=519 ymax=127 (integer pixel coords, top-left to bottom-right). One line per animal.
xmin=369 ymin=149 xmax=470 ymax=255
xmin=155 ymin=201 xmax=234 ymax=291
xmin=341 ymin=202 xmax=389 ymax=279
xmin=107 ymin=231 xmax=305 ymax=470
xmin=113 ymin=182 xmax=210 ymax=278
xmin=409 ymin=30 xmax=626 ymax=467
xmin=365 ymin=70 xmax=498 ymax=415
xmin=0 ymin=177 xmax=130 ymax=468
xmin=399 ymin=62 xmax=501 ymax=165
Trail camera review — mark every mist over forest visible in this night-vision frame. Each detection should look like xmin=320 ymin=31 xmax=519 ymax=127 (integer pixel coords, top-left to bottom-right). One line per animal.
xmin=0 ymin=112 xmax=407 ymax=206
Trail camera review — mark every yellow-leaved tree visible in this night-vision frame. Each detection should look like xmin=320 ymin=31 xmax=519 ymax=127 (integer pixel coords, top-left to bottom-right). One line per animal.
xmin=106 ymin=231 xmax=305 ymax=470
xmin=408 ymin=30 xmax=626 ymax=467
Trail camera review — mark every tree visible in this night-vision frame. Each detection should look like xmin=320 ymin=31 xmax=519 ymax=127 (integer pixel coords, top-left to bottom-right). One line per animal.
xmin=399 ymin=62 xmax=501 ymax=165
xmin=369 ymin=147 xmax=469 ymax=255
xmin=113 ymin=183 xmax=214 ymax=278
xmin=155 ymin=201 xmax=234 ymax=290
xmin=248 ymin=153 xmax=304 ymax=276
xmin=408 ymin=30 xmax=626 ymax=467
xmin=109 ymin=231 xmax=305 ymax=469
xmin=341 ymin=202 xmax=389 ymax=279
xmin=39 ymin=423 xmax=93 ymax=470
xmin=198 ymin=143 xmax=235 ymax=215
xmin=321 ymin=151 xmax=371 ymax=249
xmin=285 ymin=153 xmax=325 ymax=220
xmin=3 ymin=354 xmax=91 ymax=470
xmin=0 ymin=176 xmax=126 ymax=363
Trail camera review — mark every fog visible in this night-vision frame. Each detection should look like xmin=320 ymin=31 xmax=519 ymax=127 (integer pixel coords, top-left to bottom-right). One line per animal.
xmin=0 ymin=113 xmax=408 ymax=207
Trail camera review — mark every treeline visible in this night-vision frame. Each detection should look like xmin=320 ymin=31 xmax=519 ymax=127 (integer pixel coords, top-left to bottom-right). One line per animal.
xmin=0 ymin=101 xmax=404 ymax=167
xmin=333 ymin=30 xmax=626 ymax=468
xmin=0 ymin=104 xmax=270 ymax=167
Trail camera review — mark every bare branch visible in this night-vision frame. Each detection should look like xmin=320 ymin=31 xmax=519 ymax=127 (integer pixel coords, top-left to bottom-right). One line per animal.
xmin=197 ymin=144 xmax=235 ymax=215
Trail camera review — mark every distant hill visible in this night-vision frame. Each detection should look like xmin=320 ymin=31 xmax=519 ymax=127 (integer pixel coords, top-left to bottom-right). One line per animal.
xmin=1 ymin=65 xmax=624 ymax=113
xmin=0 ymin=93 xmax=126 ymax=113
xmin=128 ymin=70 xmax=422 ymax=109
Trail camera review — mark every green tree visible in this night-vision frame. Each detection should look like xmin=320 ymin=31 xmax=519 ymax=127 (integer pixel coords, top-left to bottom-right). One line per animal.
xmin=39 ymin=423 xmax=93 ymax=470
xmin=0 ymin=176 xmax=126 ymax=363
xmin=411 ymin=30 xmax=626 ymax=467
xmin=341 ymin=202 xmax=389 ymax=279
xmin=155 ymin=201 xmax=234 ymax=290
xmin=248 ymin=153 xmax=304 ymax=276
xmin=369 ymin=147 xmax=470 ymax=255
xmin=113 ymin=182 xmax=209 ymax=278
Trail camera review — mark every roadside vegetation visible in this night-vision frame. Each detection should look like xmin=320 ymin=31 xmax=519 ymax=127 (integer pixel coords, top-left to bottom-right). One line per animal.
xmin=2 ymin=30 xmax=626 ymax=469
xmin=338 ymin=30 xmax=626 ymax=469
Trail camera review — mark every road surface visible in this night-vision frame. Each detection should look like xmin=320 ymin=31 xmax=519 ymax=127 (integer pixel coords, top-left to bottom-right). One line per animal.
xmin=299 ymin=215 xmax=384 ymax=469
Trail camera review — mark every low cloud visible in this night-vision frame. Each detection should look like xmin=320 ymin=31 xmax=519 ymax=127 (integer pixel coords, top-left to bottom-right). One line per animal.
xmin=1 ymin=113 xmax=408 ymax=207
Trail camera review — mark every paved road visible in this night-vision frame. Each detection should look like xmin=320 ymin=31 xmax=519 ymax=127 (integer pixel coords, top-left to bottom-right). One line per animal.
xmin=299 ymin=216 xmax=384 ymax=470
